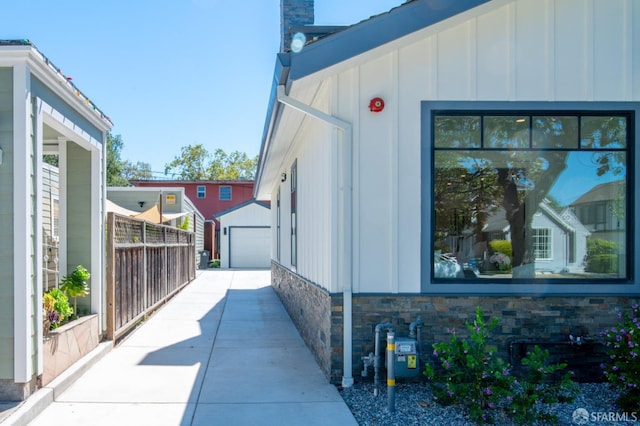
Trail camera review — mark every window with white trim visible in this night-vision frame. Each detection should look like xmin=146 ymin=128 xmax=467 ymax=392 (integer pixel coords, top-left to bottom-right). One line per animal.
xmin=532 ymin=228 xmax=552 ymax=260
xmin=219 ymin=186 xmax=232 ymax=201
xmin=197 ymin=185 xmax=206 ymax=199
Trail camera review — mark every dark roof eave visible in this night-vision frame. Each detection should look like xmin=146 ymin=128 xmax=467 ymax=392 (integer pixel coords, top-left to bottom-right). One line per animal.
xmin=254 ymin=53 xmax=291 ymax=198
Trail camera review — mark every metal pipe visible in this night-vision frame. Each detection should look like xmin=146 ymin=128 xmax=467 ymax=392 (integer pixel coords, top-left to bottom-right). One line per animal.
xmin=409 ymin=316 xmax=424 ymax=360
xmin=374 ymin=322 xmax=394 ymax=396
xmin=276 ymin=85 xmax=355 ymax=388
xmin=387 ymin=330 xmax=396 ymax=412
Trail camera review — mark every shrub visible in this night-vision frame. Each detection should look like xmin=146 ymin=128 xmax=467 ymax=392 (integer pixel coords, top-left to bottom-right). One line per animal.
xmin=43 ymin=288 xmax=73 ymax=329
xmin=425 ymin=307 xmax=578 ymax=425
xmin=488 ymin=240 xmax=513 ymax=272
xmin=424 ymin=307 xmax=513 ymax=424
xmin=60 ymin=265 xmax=90 ymax=316
xmin=586 ymin=254 xmax=618 ymax=273
xmin=587 ymin=237 xmax=618 ymax=255
xmin=508 ymin=345 xmax=578 ymax=425
xmin=488 ymin=240 xmax=512 ymax=257
xmin=600 ymin=304 xmax=640 ymax=412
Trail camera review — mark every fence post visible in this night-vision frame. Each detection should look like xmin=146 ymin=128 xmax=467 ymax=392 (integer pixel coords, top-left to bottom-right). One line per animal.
xmin=142 ymin=222 xmax=148 ymax=310
xmin=106 ymin=212 xmax=116 ymax=341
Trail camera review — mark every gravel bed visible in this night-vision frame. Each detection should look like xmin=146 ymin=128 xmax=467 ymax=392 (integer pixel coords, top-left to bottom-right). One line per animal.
xmin=339 ymin=381 xmax=639 ymax=426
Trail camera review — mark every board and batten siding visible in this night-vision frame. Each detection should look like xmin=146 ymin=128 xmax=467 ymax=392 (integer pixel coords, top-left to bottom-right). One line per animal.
xmin=331 ymin=0 xmax=639 ymax=293
xmin=0 ymin=67 xmax=14 ymax=379
xmin=273 ymin=84 xmax=337 ymax=292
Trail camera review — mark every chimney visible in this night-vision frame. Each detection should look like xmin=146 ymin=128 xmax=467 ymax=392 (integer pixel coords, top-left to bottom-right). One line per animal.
xmin=280 ymin=0 xmax=314 ymax=52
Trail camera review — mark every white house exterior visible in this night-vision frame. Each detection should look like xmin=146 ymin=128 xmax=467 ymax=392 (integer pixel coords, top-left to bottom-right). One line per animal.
xmin=0 ymin=41 xmax=112 ymax=399
xmin=215 ymin=200 xmax=271 ymax=269
xmin=255 ymin=0 xmax=640 ymax=385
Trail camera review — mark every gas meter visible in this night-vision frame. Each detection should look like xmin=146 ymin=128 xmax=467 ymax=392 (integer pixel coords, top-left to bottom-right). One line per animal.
xmin=394 ymin=337 xmax=419 ymax=378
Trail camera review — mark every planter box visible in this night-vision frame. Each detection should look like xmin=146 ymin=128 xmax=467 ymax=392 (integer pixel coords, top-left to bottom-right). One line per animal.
xmin=42 ymin=314 xmax=100 ymax=386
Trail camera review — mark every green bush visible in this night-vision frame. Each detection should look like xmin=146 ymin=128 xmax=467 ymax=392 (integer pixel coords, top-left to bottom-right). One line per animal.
xmin=586 ymin=254 xmax=618 ymax=273
xmin=600 ymin=304 xmax=640 ymax=412
xmin=209 ymin=259 xmax=221 ymax=268
xmin=488 ymin=240 xmax=512 ymax=257
xmin=424 ymin=307 xmax=513 ymax=424
xmin=587 ymin=237 xmax=618 ymax=255
xmin=60 ymin=265 xmax=90 ymax=316
xmin=43 ymin=288 xmax=73 ymax=329
xmin=425 ymin=307 xmax=578 ymax=425
xmin=508 ymin=346 xmax=578 ymax=425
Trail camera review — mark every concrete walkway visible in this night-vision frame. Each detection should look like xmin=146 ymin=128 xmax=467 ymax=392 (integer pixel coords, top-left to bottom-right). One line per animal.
xmin=4 ymin=270 xmax=357 ymax=426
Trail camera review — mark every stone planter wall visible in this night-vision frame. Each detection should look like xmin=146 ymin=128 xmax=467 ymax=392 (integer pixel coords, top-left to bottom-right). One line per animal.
xmin=42 ymin=314 xmax=100 ymax=386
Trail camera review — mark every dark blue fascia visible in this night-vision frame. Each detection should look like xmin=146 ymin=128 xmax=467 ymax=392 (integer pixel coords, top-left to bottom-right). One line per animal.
xmin=254 ymin=53 xmax=291 ymax=198
xmin=287 ymin=0 xmax=491 ymax=82
xmin=214 ymin=199 xmax=270 ymax=220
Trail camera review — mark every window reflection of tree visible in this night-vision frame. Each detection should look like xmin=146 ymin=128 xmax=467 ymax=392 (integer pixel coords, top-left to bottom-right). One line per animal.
xmin=434 ymin=113 xmax=628 ymax=279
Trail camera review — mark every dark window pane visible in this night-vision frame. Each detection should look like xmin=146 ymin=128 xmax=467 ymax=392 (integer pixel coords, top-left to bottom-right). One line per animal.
xmin=581 ymin=116 xmax=627 ymax=148
xmin=434 ymin=116 xmax=481 ymax=148
xmin=532 ymin=116 xmax=579 ymax=148
xmin=484 ymin=116 xmax=530 ymax=148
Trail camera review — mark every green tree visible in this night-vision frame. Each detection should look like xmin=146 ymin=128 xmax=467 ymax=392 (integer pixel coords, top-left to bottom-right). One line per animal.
xmin=122 ymin=160 xmax=153 ymax=181
xmin=165 ymin=145 xmax=257 ymax=180
xmin=207 ymin=148 xmax=257 ymax=180
xmin=164 ymin=144 xmax=211 ymax=180
xmin=106 ymin=133 xmax=130 ymax=186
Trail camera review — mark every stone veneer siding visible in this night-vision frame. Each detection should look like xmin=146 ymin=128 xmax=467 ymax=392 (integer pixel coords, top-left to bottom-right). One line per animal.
xmin=272 ymin=262 xmax=639 ymax=384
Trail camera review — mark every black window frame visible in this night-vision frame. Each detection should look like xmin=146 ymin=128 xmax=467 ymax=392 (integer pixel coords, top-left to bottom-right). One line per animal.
xmin=421 ymin=101 xmax=639 ymax=295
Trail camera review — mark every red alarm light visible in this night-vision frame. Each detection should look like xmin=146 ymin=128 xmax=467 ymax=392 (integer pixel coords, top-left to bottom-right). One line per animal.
xmin=368 ymin=97 xmax=385 ymax=112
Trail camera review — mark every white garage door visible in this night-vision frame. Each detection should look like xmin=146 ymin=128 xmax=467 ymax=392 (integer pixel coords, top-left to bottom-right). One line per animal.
xmin=229 ymin=227 xmax=271 ymax=268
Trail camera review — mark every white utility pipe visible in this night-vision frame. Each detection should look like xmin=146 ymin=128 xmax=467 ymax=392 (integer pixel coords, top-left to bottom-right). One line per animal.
xmin=276 ymin=85 xmax=355 ymax=387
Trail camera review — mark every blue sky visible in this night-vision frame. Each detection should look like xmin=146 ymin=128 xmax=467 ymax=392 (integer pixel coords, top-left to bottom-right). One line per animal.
xmin=1 ymin=0 xmax=401 ymax=177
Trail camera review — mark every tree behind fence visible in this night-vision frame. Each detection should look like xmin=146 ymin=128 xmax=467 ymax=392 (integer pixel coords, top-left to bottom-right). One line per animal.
xmin=106 ymin=212 xmax=196 ymax=341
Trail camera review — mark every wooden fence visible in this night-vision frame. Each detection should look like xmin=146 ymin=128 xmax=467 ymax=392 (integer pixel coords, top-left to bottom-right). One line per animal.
xmin=106 ymin=212 xmax=196 ymax=341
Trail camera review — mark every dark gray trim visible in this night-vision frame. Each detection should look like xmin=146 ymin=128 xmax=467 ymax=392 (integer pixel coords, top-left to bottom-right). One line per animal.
xmin=421 ymin=100 xmax=639 ymax=295
xmin=214 ymin=199 xmax=270 ymax=219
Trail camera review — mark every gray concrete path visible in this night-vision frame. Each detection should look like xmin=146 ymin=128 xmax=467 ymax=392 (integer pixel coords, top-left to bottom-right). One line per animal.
xmin=6 ymin=270 xmax=357 ymax=426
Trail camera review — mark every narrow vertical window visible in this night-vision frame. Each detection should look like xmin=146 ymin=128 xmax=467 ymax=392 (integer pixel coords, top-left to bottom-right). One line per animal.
xmin=197 ymin=185 xmax=206 ymax=199
xmin=291 ymin=161 xmax=297 ymax=267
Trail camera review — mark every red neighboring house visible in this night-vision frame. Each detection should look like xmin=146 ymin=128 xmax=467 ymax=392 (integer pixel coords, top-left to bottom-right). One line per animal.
xmin=130 ymin=180 xmax=255 ymax=259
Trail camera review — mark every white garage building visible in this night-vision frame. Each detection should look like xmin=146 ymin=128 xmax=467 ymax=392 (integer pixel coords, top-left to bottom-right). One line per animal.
xmin=215 ymin=200 xmax=271 ymax=268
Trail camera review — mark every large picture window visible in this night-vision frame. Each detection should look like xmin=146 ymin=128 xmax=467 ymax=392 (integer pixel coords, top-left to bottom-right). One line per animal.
xmin=430 ymin=106 xmax=633 ymax=284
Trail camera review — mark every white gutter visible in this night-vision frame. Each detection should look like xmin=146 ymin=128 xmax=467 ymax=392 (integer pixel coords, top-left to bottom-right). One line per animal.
xmin=276 ymin=85 xmax=355 ymax=388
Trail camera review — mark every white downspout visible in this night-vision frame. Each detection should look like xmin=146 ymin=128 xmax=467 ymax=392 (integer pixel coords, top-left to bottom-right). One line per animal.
xmin=276 ymin=85 xmax=354 ymax=388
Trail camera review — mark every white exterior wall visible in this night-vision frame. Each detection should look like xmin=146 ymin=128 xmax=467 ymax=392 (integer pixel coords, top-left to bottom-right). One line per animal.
xmin=272 ymin=85 xmax=337 ymax=291
xmin=218 ymin=203 xmax=270 ymax=268
xmin=326 ymin=0 xmax=640 ymax=293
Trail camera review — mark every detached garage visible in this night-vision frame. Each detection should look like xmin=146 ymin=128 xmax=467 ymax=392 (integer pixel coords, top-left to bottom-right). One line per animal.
xmin=216 ymin=200 xmax=271 ymax=268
